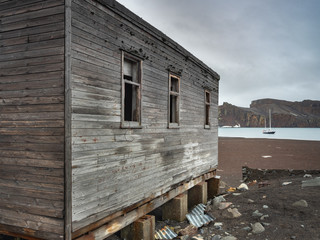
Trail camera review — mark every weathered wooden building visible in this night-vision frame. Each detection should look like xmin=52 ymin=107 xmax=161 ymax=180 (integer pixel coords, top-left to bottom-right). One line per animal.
xmin=0 ymin=0 xmax=220 ymax=239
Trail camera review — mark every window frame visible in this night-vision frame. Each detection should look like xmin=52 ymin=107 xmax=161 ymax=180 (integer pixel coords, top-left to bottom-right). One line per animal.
xmin=121 ymin=52 xmax=142 ymax=129
xmin=204 ymin=90 xmax=211 ymax=129
xmin=168 ymin=73 xmax=180 ymax=129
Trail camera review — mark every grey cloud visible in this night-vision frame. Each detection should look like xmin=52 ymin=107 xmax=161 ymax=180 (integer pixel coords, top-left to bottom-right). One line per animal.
xmin=117 ymin=0 xmax=320 ymax=107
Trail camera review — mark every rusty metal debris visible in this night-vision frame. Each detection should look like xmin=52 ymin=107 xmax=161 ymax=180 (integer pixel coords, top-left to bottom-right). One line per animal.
xmin=227 ymin=187 xmax=236 ymax=192
xmin=258 ymin=181 xmax=270 ymax=188
xmin=154 ymin=226 xmax=177 ymax=239
xmin=186 ymin=203 xmax=215 ymax=228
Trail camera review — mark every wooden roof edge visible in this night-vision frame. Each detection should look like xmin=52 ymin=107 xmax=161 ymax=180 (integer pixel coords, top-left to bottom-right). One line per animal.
xmin=95 ymin=0 xmax=220 ymax=81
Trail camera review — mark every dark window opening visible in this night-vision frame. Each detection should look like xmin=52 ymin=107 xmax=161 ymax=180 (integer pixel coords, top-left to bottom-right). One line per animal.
xmin=124 ymin=83 xmax=138 ymax=121
xmin=168 ymin=74 xmax=180 ymax=126
xmin=122 ymin=54 xmax=141 ymax=126
xmin=170 ymin=95 xmax=178 ymax=123
xmin=205 ymin=92 xmax=210 ymax=103
xmin=124 ymin=75 xmax=133 ymax=81
xmin=205 ymin=90 xmax=211 ymax=126
xmin=205 ymin=105 xmax=210 ymax=125
xmin=171 ymin=77 xmax=179 ymax=92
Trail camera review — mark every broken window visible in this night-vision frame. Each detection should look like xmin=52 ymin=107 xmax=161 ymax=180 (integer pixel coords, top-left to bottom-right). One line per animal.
xmin=205 ymin=90 xmax=211 ymax=128
xmin=121 ymin=54 xmax=142 ymax=128
xmin=168 ymin=74 xmax=180 ymax=127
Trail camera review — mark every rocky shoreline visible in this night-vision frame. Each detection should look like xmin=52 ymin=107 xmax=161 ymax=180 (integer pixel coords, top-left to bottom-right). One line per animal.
xmin=219 ymin=99 xmax=320 ymax=127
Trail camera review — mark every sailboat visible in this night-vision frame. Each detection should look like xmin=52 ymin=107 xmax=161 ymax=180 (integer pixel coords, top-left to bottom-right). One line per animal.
xmin=263 ymin=109 xmax=276 ymax=134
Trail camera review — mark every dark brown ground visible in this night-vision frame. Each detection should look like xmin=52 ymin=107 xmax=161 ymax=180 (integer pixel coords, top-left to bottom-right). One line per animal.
xmin=200 ymin=137 xmax=320 ymax=240
xmin=203 ymin=171 xmax=320 ymax=240
xmin=218 ymin=137 xmax=320 ymax=186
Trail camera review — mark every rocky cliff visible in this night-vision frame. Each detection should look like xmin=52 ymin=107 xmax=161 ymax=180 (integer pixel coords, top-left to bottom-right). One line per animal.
xmin=219 ymin=99 xmax=320 ymax=127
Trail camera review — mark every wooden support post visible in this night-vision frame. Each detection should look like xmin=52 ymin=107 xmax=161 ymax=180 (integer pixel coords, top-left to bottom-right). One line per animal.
xmin=120 ymin=224 xmax=132 ymax=240
xmin=207 ymin=176 xmax=220 ymax=199
xmin=162 ymin=192 xmax=188 ymax=222
xmin=188 ymin=181 xmax=207 ymax=209
xmin=121 ymin=215 xmax=155 ymax=240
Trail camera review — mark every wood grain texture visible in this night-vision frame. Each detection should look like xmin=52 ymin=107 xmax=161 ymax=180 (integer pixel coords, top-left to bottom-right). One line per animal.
xmin=0 ymin=0 xmax=65 ymax=239
xmin=1 ymin=0 xmax=220 ymax=238
xmin=73 ymin=171 xmax=215 ymax=240
xmin=70 ymin=0 xmax=219 ymax=234
xmin=65 ymin=0 xmax=73 ymax=239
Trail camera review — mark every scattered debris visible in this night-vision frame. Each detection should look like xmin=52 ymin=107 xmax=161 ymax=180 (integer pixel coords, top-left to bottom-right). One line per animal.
xmin=247 ymin=180 xmax=257 ymax=186
xmin=154 ymin=226 xmax=178 ymax=239
xmin=303 ymin=174 xmax=312 ymax=178
xmin=191 ymin=234 xmax=204 ymax=240
xmin=214 ymin=196 xmax=226 ymax=204
xmin=212 ymin=196 xmax=226 ymax=209
xmin=173 ymin=226 xmax=181 ymax=233
xmin=222 ymin=208 xmax=242 ymax=218
xmin=178 ymin=225 xmax=198 ymax=236
xmin=242 ymin=226 xmax=251 ymax=232
xmin=192 ymin=203 xmax=207 ymax=215
xmin=232 ymin=193 xmax=242 ymax=196
xmin=213 ymin=222 xmax=223 ymax=230
xmin=252 ymin=210 xmax=263 ymax=218
xmin=186 ymin=204 xmax=215 ymax=228
xmin=237 ymin=183 xmax=249 ymax=191
xmin=258 ymin=181 xmax=270 ymax=188
xmin=227 ymin=187 xmax=236 ymax=192
xmin=262 ymin=155 xmax=272 ymax=158
xmin=242 ymin=167 xmax=320 ymax=183
xmin=282 ymin=181 xmax=292 ymax=186
xmin=218 ymin=202 xmax=233 ymax=210
xmin=302 ymin=177 xmax=320 ymax=188
xmin=292 ymin=199 xmax=308 ymax=208
xmin=251 ymin=222 xmax=265 ymax=234
xmin=153 ymin=170 xmax=320 ymax=240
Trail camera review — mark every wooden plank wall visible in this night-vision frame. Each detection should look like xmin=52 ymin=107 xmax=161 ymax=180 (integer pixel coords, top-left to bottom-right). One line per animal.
xmin=70 ymin=0 xmax=219 ymax=232
xmin=0 ymin=1 xmax=65 ymax=239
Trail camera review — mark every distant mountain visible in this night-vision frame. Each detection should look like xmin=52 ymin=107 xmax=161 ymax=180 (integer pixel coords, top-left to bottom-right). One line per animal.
xmin=218 ymin=99 xmax=320 ymax=127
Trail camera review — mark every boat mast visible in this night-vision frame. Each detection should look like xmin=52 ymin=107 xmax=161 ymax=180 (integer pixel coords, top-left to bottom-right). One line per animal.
xmin=269 ymin=109 xmax=272 ymax=130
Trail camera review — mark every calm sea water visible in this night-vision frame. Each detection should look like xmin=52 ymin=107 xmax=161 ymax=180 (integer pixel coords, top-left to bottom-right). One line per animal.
xmin=218 ymin=127 xmax=320 ymax=141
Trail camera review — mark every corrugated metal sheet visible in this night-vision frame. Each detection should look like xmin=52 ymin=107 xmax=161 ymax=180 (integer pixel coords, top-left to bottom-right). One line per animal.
xmin=186 ymin=203 xmax=215 ymax=228
xmin=154 ymin=226 xmax=178 ymax=240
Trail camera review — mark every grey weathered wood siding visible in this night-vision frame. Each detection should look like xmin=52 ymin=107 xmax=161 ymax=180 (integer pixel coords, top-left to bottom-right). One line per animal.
xmin=0 ymin=1 xmax=65 ymax=239
xmin=70 ymin=0 xmax=219 ymax=232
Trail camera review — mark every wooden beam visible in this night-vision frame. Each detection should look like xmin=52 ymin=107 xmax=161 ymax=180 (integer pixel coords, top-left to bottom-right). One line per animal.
xmin=73 ymin=170 xmax=216 ymax=240
xmin=65 ymin=0 xmax=72 ymax=239
xmin=0 ymin=223 xmax=45 ymax=240
xmin=0 ymin=231 xmax=41 ymax=240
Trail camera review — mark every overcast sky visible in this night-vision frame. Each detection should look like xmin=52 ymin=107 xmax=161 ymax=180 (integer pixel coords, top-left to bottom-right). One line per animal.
xmin=117 ymin=0 xmax=320 ymax=107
